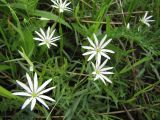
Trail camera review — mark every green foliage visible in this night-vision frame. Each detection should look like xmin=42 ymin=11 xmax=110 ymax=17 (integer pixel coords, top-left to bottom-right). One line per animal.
xmin=0 ymin=0 xmax=160 ymax=120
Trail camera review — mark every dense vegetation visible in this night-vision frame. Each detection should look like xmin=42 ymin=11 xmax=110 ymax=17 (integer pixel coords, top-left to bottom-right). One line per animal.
xmin=0 ymin=0 xmax=160 ymax=120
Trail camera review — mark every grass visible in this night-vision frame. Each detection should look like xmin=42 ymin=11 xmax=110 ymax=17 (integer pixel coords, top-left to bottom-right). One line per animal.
xmin=0 ymin=0 xmax=160 ymax=120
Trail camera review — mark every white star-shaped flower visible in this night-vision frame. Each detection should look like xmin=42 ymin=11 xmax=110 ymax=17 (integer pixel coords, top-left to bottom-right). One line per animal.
xmin=51 ymin=0 xmax=72 ymax=13
xmin=13 ymin=72 xmax=56 ymax=111
xmin=82 ymin=34 xmax=115 ymax=65
xmin=33 ymin=27 xmax=60 ymax=49
xmin=91 ymin=59 xmax=114 ymax=85
xmin=140 ymin=11 xmax=154 ymax=27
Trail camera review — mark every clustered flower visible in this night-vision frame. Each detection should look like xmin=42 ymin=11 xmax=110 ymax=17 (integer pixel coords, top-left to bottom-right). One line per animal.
xmin=12 ymin=0 xmax=72 ymax=111
xmin=82 ymin=34 xmax=115 ymax=85
xmin=11 ymin=0 xmax=155 ymax=111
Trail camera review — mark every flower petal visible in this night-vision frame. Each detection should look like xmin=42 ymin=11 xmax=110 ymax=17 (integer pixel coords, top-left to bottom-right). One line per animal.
xmin=101 ymin=49 xmax=115 ymax=53
xmin=87 ymin=52 xmax=96 ymax=61
xmin=35 ymin=31 xmax=45 ymax=40
xmin=13 ymin=92 xmax=31 ymax=97
xmin=39 ymin=95 xmax=55 ymax=102
xmin=21 ymin=98 xmax=32 ymax=109
xmin=26 ymin=73 xmax=33 ymax=92
xmin=34 ymin=72 xmax=38 ymax=92
xmin=33 ymin=37 xmax=43 ymax=41
xmin=38 ymin=87 xmax=56 ymax=95
xmin=36 ymin=97 xmax=49 ymax=109
xmin=101 ymin=72 xmax=114 ymax=75
xmin=100 ymin=52 xmax=110 ymax=60
xmin=101 ymin=74 xmax=112 ymax=83
xmin=83 ymin=51 xmax=95 ymax=56
xmin=93 ymin=33 xmax=99 ymax=47
xmin=100 ymin=67 xmax=113 ymax=71
xmin=36 ymin=79 xmax=52 ymax=93
xmin=101 ymin=39 xmax=112 ymax=49
xmin=99 ymin=59 xmax=108 ymax=69
xmin=46 ymin=27 xmax=50 ymax=39
xmin=31 ymin=98 xmax=36 ymax=111
xmin=99 ymin=34 xmax=107 ymax=47
xmin=40 ymin=28 xmax=46 ymax=39
xmin=16 ymin=80 xmax=31 ymax=93
xmin=82 ymin=46 xmax=94 ymax=50
xmin=87 ymin=37 xmax=96 ymax=48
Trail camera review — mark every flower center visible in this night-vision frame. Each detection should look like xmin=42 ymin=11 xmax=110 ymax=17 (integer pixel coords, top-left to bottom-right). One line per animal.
xmin=31 ymin=92 xmax=37 ymax=98
xmin=45 ymin=39 xmax=50 ymax=44
xmin=96 ymin=48 xmax=101 ymax=53
xmin=95 ymin=70 xmax=100 ymax=74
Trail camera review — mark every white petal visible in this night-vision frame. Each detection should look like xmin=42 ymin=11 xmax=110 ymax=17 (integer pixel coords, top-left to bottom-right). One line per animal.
xmin=146 ymin=19 xmax=155 ymax=21
xmin=49 ymin=29 xmax=56 ymax=40
xmin=38 ymin=87 xmax=56 ymax=95
xmin=146 ymin=16 xmax=152 ymax=20
xmin=101 ymin=49 xmax=115 ymax=53
xmin=51 ymin=5 xmax=59 ymax=9
xmin=16 ymin=80 xmax=31 ymax=93
xmin=96 ymin=53 xmax=101 ymax=66
xmin=83 ymin=51 xmax=95 ymax=56
xmin=50 ymin=42 xmax=58 ymax=47
xmin=46 ymin=27 xmax=50 ymax=39
xmin=26 ymin=73 xmax=33 ymax=92
xmin=94 ymin=75 xmax=99 ymax=80
xmin=36 ymin=79 xmax=52 ymax=93
xmin=99 ymin=59 xmax=108 ymax=69
xmin=39 ymin=95 xmax=55 ymax=102
xmin=144 ymin=12 xmax=148 ymax=19
xmin=38 ymin=42 xmax=46 ymax=46
xmin=101 ymin=74 xmax=112 ymax=83
xmin=145 ymin=22 xmax=150 ymax=27
xmin=82 ymin=46 xmax=94 ymax=50
xmin=93 ymin=34 xmax=99 ymax=47
xmin=64 ymin=2 xmax=71 ymax=7
xmin=36 ymin=97 xmax=49 ymax=109
xmin=33 ymin=37 xmax=43 ymax=41
xmin=87 ymin=37 xmax=96 ymax=48
xmin=21 ymin=98 xmax=32 ymax=109
xmin=101 ymin=39 xmax=112 ymax=49
xmin=87 ymin=52 xmax=96 ymax=61
xmin=40 ymin=28 xmax=46 ymax=39
xmin=101 ymin=72 xmax=114 ymax=75
xmin=99 ymin=75 xmax=107 ymax=85
xmin=99 ymin=34 xmax=107 ymax=47
xmin=31 ymin=98 xmax=36 ymax=111
xmin=34 ymin=72 xmax=38 ymax=92
xmin=51 ymin=36 xmax=60 ymax=41
xmin=101 ymin=67 xmax=113 ymax=71
xmin=13 ymin=92 xmax=31 ymax=96
xmin=92 ymin=71 xmax=96 ymax=75
xmin=35 ymin=31 xmax=45 ymax=40
xmin=101 ymin=52 xmax=110 ymax=59
xmin=51 ymin=0 xmax=58 ymax=6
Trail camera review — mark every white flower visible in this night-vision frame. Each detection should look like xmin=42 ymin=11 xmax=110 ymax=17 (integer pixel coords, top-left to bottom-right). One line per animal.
xmin=13 ymin=72 xmax=56 ymax=111
xmin=126 ymin=23 xmax=130 ymax=29
xmin=140 ymin=11 xmax=154 ymax=27
xmin=38 ymin=17 xmax=50 ymax=21
xmin=82 ymin=33 xmax=115 ymax=65
xmin=51 ymin=0 xmax=72 ymax=13
xmin=33 ymin=27 xmax=60 ymax=49
xmin=91 ymin=59 xmax=114 ymax=85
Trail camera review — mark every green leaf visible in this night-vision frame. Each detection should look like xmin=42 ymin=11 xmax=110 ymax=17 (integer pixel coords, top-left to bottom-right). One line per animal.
xmin=0 ymin=86 xmax=15 ymax=99
xmin=0 ymin=65 xmax=10 ymax=71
